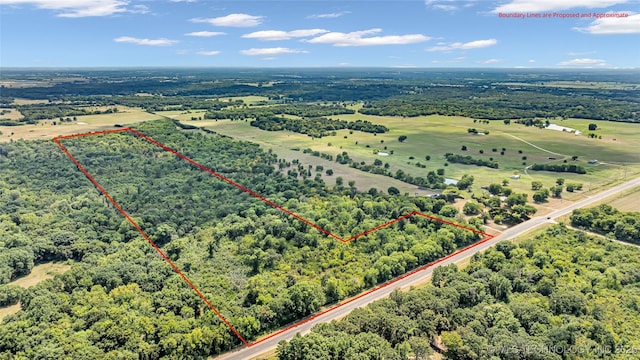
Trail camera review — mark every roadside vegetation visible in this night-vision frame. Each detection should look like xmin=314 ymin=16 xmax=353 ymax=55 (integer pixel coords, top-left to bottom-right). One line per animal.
xmin=277 ymin=225 xmax=640 ymax=359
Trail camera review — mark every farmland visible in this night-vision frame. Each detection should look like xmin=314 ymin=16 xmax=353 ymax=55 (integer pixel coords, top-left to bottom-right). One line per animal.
xmin=174 ymin=114 xmax=640 ymax=201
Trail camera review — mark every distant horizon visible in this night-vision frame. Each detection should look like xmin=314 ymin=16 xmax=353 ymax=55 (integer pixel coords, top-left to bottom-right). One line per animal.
xmin=1 ymin=66 xmax=638 ymax=71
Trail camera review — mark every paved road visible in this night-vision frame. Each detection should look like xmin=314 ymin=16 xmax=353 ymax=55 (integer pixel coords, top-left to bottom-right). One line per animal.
xmin=217 ymin=176 xmax=640 ymax=360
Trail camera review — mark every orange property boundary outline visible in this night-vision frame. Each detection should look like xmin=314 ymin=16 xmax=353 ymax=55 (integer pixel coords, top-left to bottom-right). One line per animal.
xmin=53 ymin=127 xmax=494 ymax=348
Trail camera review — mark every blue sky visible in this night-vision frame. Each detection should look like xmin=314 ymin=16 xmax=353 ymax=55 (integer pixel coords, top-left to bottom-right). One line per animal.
xmin=1 ymin=0 xmax=638 ymax=68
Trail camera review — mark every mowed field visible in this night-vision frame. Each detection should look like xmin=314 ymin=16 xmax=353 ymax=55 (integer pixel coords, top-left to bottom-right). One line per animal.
xmin=584 ymin=186 xmax=640 ymax=213
xmin=177 ymin=113 xmax=640 ymax=201
xmin=0 ymin=107 xmax=161 ymax=143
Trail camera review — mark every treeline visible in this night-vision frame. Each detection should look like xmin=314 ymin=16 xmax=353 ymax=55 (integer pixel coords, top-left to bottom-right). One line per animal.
xmin=444 ymin=153 xmax=499 ymax=169
xmin=271 ymin=104 xmax=355 ymax=117
xmin=359 ymin=88 xmax=640 ymax=122
xmin=571 ymin=204 xmax=640 ymax=244
xmin=250 ymin=116 xmax=387 ymax=138
xmin=109 ymin=95 xmax=238 ymax=112
xmin=530 ymin=163 xmax=587 ymax=174
xmin=277 ymin=226 xmax=640 ymax=359
xmin=204 ymin=104 xmax=355 ymax=121
xmin=0 ymin=119 xmax=483 ymax=358
xmin=15 ymin=104 xmax=119 ymax=123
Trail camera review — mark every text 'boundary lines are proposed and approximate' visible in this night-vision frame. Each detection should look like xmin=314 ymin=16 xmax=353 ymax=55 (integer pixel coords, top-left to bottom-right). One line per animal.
xmin=53 ymin=127 xmax=493 ymax=348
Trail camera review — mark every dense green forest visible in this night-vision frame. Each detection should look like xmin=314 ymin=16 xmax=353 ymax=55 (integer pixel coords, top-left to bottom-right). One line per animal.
xmin=0 ymin=120 xmax=484 ymax=358
xmin=277 ymin=225 xmax=640 ymax=359
xmin=571 ymin=204 xmax=640 ymax=245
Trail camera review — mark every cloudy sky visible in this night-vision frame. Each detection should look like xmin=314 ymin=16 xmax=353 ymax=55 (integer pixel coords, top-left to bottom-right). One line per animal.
xmin=0 ymin=0 xmax=638 ymax=68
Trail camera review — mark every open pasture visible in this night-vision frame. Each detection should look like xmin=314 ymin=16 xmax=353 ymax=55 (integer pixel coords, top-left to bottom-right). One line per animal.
xmin=182 ymin=115 xmax=640 ymax=198
xmin=0 ymin=107 xmax=160 ymax=142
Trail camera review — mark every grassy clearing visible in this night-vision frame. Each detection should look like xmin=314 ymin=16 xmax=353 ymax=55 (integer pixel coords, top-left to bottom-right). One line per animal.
xmin=181 ymin=115 xmax=640 ymax=202
xmin=11 ymin=98 xmax=50 ymax=105
xmin=0 ymin=108 xmax=24 ymax=120
xmin=9 ymin=262 xmax=72 ymax=288
xmin=157 ymin=110 xmax=208 ymax=122
xmin=0 ymin=107 xmax=161 ymax=143
xmin=0 ymin=303 xmax=21 ymax=320
xmin=570 ymin=186 xmax=640 ymax=217
xmin=221 ymin=95 xmax=271 ymax=105
xmin=0 ymin=262 xmax=72 ymax=320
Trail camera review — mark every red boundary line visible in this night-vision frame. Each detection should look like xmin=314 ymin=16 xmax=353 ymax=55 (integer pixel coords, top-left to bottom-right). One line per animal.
xmin=53 ymin=127 xmax=493 ymax=348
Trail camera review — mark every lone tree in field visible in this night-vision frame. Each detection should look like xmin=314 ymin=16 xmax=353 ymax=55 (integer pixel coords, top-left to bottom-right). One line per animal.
xmin=533 ymin=189 xmax=549 ymax=203
xmin=388 ymin=186 xmax=400 ymax=195
xmin=398 ymin=135 xmax=407 ymax=142
xmin=531 ymin=180 xmax=543 ymax=191
xmin=588 ymin=123 xmax=598 ymax=131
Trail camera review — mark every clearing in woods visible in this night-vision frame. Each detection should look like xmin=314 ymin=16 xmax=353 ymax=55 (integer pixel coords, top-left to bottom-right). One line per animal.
xmin=0 ymin=262 xmax=72 ymax=320
xmin=0 ymin=107 xmax=161 ymax=143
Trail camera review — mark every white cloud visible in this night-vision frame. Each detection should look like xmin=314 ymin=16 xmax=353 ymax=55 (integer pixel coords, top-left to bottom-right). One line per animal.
xmin=528 ymin=59 xmax=536 ymax=63
xmin=240 ymin=47 xmax=308 ymax=56
xmin=114 ymin=36 xmax=178 ymax=46
xmin=558 ymin=58 xmax=607 ymax=66
xmin=242 ymin=29 xmax=328 ymax=41
xmin=185 ymin=31 xmax=226 ymax=37
xmin=575 ymin=12 xmax=640 ymax=34
xmin=427 ymin=38 xmax=497 ymax=51
xmin=433 ymin=4 xmax=458 ymax=11
xmin=170 ymin=0 xmax=196 ymax=2
xmin=425 ymin=0 xmax=476 ymax=11
xmin=196 ymin=50 xmax=221 ymax=56
xmin=306 ymin=29 xmax=430 ymax=47
xmin=307 ymin=11 xmax=350 ymax=19
xmin=478 ymin=58 xmax=503 ymax=64
xmin=191 ymin=13 xmax=263 ymax=27
xmin=129 ymin=4 xmax=148 ymax=14
xmin=0 ymin=0 xmax=134 ymax=17
xmin=493 ymin=0 xmax=627 ymax=13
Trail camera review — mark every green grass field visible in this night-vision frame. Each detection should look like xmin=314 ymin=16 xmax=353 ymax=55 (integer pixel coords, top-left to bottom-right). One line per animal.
xmin=581 ymin=186 xmax=640 ymax=213
xmin=180 ymin=114 xmax=640 ymax=199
